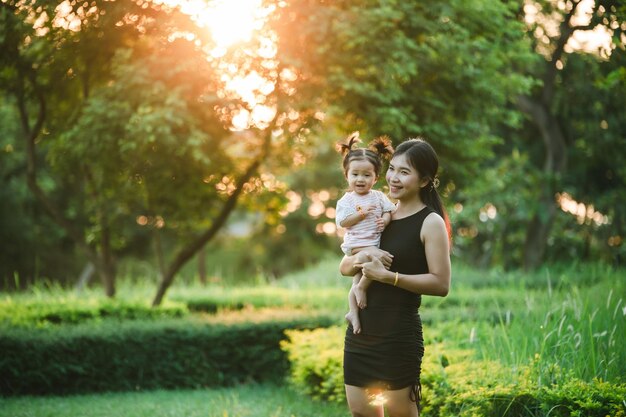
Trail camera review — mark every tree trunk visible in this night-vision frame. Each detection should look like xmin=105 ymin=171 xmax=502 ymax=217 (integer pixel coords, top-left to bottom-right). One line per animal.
xmin=152 ymin=160 xmax=260 ymax=306
xmin=8 ymin=27 xmax=113 ymax=292
xmin=99 ymin=222 xmax=116 ymax=297
xmin=522 ymin=195 xmax=558 ymax=270
xmin=517 ymin=97 xmax=567 ymax=270
xmin=98 ymin=257 xmax=116 ymax=298
xmin=198 ymin=245 xmax=207 ymax=285
xmin=153 ymin=227 xmax=166 ymax=280
xmin=515 ymin=2 xmax=597 ymax=269
xmin=516 ymin=0 xmax=599 ymax=269
xmin=151 ymin=62 xmax=284 ymax=306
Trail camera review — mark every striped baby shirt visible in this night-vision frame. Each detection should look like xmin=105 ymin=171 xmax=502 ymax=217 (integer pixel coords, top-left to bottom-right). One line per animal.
xmin=335 ymin=190 xmax=396 ymax=255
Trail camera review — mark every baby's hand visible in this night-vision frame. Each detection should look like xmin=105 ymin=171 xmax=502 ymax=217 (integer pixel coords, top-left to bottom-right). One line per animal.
xmin=356 ymin=204 xmax=377 ymax=220
xmin=375 ymin=217 xmax=386 ymax=232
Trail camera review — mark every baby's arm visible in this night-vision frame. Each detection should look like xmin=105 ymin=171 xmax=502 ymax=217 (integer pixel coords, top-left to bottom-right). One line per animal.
xmin=374 ymin=211 xmax=392 ymax=232
xmin=339 ymin=205 xmax=376 ymax=228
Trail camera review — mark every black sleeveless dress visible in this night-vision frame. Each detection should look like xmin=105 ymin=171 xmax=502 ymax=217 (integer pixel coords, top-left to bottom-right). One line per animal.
xmin=343 ymin=207 xmax=431 ymax=398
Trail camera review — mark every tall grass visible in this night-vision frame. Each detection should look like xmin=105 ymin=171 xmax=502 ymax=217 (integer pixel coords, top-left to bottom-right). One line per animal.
xmin=476 ymin=280 xmax=625 ymax=384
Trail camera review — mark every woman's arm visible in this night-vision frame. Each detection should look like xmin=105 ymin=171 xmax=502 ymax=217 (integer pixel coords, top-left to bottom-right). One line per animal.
xmin=357 ymin=213 xmax=451 ymax=297
xmin=339 ymin=247 xmax=394 ymax=276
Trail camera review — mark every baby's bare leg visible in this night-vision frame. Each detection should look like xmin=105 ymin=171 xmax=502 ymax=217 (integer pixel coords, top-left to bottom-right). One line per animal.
xmin=354 ymin=273 xmax=371 ymax=309
xmin=350 ymin=247 xmax=372 ymax=309
xmin=345 ymin=272 xmax=362 ymax=334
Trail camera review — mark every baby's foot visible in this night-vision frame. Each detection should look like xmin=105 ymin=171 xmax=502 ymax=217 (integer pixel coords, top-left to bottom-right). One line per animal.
xmin=345 ymin=310 xmax=361 ymax=334
xmin=354 ymin=285 xmax=368 ymax=309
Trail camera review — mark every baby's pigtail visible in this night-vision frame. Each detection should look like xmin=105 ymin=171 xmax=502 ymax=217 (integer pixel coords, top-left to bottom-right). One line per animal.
xmin=336 ymin=131 xmax=361 ymax=156
xmin=368 ymin=135 xmax=394 ymax=161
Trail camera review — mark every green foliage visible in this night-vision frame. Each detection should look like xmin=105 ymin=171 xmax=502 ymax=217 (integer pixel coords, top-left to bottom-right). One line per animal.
xmin=1 ymin=0 xmax=624 ymax=289
xmin=0 ymin=297 xmax=188 ymax=328
xmin=280 ymin=327 xmax=345 ymax=402
xmin=187 ymin=231 xmax=340 ymax=285
xmin=537 ymin=378 xmax=626 ymax=417
xmin=274 ymin=0 xmax=535 ymax=181
xmin=173 ymin=286 xmax=346 ymax=313
xmin=281 ymin=327 xmax=626 ymax=417
xmin=0 ymin=314 xmax=337 ymax=396
xmin=0 ymin=94 xmax=81 ymax=287
xmin=1 ymin=0 xmax=298 ymax=297
xmin=0 ymin=260 xmax=349 ymax=326
xmin=451 ymin=150 xmax=539 ymax=268
xmin=554 ymin=50 xmax=626 ymax=265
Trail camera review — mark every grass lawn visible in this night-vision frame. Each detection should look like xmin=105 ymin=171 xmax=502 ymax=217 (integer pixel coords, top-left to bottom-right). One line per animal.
xmin=0 ymin=383 xmax=347 ymax=417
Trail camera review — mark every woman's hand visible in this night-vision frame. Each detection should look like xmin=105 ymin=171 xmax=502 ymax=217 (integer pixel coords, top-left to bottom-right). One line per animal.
xmin=356 ymin=258 xmax=389 ymax=283
xmin=357 ymin=247 xmax=393 ymax=269
xmin=339 ymin=247 xmax=393 ymax=276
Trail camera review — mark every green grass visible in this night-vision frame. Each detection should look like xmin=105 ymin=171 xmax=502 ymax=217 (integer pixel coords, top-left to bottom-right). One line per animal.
xmin=0 ymin=257 xmax=350 ymax=328
xmin=0 ymin=383 xmax=347 ymax=417
xmin=474 ymin=281 xmax=626 ymax=383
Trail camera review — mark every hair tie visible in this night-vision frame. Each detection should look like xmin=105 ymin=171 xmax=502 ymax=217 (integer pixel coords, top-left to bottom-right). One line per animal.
xmin=431 ymin=177 xmax=440 ymax=190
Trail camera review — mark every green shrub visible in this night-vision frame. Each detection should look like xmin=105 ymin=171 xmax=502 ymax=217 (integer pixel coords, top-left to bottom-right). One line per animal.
xmin=0 ymin=297 xmax=188 ymax=328
xmin=537 ymin=378 xmax=626 ymax=417
xmin=0 ymin=285 xmax=346 ymax=327
xmin=281 ymin=327 xmax=626 ymax=417
xmin=0 ymin=313 xmax=338 ymax=396
xmin=171 ymin=287 xmax=346 ymax=313
xmin=280 ymin=326 xmax=345 ymax=402
xmin=428 ymin=375 xmax=626 ymax=417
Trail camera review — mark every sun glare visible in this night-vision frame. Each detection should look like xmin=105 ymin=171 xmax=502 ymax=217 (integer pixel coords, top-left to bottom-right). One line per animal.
xmin=159 ymin=0 xmax=277 ymax=130
xmin=524 ymin=0 xmax=616 ymax=57
xmin=162 ymin=0 xmax=265 ymax=49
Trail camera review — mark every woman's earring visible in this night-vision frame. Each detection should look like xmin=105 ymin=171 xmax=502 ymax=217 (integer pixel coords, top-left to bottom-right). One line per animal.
xmin=431 ymin=177 xmax=440 ymax=190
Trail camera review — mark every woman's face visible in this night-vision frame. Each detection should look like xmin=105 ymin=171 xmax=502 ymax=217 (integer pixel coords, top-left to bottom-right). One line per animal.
xmin=385 ymin=153 xmax=427 ymax=201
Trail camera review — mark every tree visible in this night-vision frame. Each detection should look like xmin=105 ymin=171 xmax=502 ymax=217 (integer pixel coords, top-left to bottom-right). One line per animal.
xmin=253 ymin=0 xmax=535 ymax=272
xmin=0 ymin=96 xmax=74 ymax=287
xmin=0 ymin=2 xmax=286 ymax=296
xmin=556 ymin=40 xmax=626 ymax=264
xmin=515 ymin=0 xmax=625 ymax=268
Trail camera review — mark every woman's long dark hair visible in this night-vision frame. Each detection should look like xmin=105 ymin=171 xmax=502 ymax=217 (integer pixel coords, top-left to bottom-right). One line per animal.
xmin=394 ymin=138 xmax=452 ymax=241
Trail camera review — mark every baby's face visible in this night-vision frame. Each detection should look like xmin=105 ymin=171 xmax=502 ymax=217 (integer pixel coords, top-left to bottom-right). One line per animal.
xmin=347 ymin=159 xmax=377 ymax=195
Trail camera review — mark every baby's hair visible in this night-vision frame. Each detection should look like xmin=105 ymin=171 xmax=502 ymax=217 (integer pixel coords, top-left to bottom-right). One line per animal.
xmin=336 ymin=132 xmax=361 ymax=157
xmin=337 ymin=132 xmax=394 ymax=177
xmin=368 ymin=136 xmax=394 ymax=161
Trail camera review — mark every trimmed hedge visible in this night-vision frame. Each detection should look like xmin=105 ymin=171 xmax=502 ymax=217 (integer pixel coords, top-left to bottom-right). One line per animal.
xmin=281 ymin=327 xmax=626 ymax=417
xmin=0 ymin=298 xmax=188 ymax=327
xmin=171 ymin=287 xmax=346 ymax=313
xmin=0 ymin=287 xmax=346 ymax=327
xmin=0 ymin=313 xmax=338 ymax=396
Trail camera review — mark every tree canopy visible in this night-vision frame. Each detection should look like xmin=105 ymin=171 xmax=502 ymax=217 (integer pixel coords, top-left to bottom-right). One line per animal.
xmin=1 ymin=0 xmax=624 ymax=298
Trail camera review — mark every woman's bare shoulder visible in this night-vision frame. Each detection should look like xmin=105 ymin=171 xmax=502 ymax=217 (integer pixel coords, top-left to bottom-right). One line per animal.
xmin=422 ymin=211 xmax=446 ymax=235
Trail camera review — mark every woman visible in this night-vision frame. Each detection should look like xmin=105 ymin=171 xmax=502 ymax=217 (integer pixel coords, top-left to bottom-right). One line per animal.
xmin=339 ymin=138 xmax=451 ymax=417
